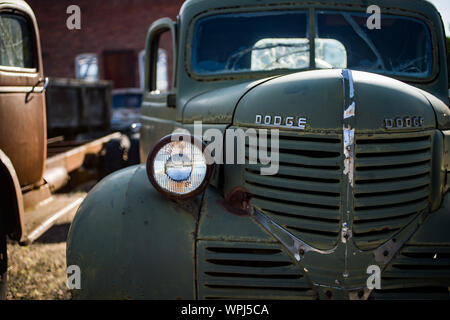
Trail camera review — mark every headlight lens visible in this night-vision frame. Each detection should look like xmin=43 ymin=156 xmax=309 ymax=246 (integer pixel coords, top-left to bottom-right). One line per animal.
xmin=147 ymin=134 xmax=213 ymax=198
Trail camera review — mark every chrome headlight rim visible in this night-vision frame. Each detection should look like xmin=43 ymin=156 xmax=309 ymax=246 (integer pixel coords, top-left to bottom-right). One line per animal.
xmin=146 ymin=133 xmax=214 ymax=199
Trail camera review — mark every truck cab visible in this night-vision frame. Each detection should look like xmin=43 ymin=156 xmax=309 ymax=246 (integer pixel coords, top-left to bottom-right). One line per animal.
xmin=67 ymin=0 xmax=450 ymax=299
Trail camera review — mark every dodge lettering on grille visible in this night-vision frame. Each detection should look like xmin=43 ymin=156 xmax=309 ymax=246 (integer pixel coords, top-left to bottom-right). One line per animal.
xmin=384 ymin=116 xmax=424 ymax=130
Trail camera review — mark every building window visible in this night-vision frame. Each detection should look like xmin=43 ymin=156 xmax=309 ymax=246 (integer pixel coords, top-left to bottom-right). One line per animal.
xmin=75 ymin=53 xmax=99 ymax=81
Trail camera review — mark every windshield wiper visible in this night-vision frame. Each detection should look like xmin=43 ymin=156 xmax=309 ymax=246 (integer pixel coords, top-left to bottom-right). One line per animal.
xmin=391 ymin=56 xmax=427 ymax=74
xmin=341 ymin=12 xmax=386 ymax=71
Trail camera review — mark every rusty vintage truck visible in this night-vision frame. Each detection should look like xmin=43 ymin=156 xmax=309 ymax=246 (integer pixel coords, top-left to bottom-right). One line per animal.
xmin=0 ymin=0 xmax=129 ymax=298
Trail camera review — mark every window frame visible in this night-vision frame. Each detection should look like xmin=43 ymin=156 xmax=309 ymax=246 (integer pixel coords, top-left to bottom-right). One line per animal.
xmin=145 ymin=18 xmax=177 ymax=95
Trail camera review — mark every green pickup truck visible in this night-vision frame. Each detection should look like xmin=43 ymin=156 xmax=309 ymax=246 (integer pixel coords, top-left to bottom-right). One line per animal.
xmin=67 ymin=0 xmax=450 ymax=300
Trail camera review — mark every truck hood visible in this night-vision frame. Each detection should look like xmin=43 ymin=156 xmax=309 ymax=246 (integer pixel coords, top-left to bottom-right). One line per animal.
xmin=233 ymin=69 xmax=439 ymax=134
xmin=183 ymin=77 xmax=276 ymax=124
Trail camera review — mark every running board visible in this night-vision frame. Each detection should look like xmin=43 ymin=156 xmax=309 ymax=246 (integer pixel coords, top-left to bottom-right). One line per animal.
xmin=20 ymin=192 xmax=86 ymax=245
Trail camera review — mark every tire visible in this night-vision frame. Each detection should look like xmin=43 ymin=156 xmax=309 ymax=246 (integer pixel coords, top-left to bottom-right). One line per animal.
xmin=0 ymin=220 xmax=7 ymax=300
xmin=127 ymin=136 xmax=140 ymax=166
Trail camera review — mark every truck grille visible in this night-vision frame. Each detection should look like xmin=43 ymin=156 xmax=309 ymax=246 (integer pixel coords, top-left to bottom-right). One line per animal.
xmin=244 ymin=132 xmax=342 ymax=250
xmin=353 ymin=132 xmax=433 ymax=250
xmin=197 ymin=241 xmax=316 ymax=299
xmin=244 ymin=128 xmax=433 ymax=251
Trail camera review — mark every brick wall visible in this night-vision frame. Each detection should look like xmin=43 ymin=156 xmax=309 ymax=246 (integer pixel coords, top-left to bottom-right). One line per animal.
xmin=27 ymin=0 xmax=184 ymax=87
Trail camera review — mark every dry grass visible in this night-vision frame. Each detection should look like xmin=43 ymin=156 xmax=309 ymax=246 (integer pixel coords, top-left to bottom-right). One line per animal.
xmin=6 ymin=211 xmax=76 ymax=300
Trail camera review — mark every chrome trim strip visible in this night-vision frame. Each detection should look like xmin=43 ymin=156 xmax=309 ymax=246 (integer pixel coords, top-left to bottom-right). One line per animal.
xmin=253 ymin=208 xmax=336 ymax=262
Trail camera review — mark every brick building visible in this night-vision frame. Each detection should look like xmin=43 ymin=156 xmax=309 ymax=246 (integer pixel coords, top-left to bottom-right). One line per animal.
xmin=27 ymin=0 xmax=184 ymax=88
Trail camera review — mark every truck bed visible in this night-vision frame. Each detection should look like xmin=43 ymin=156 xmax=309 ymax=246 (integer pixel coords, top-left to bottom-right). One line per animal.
xmin=45 ymin=132 xmax=121 ymax=174
xmin=19 ymin=132 xmax=122 ymax=245
xmin=47 ymin=137 xmax=89 ymax=158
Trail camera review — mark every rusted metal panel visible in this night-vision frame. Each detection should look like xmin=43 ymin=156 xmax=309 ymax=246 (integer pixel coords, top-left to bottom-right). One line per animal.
xmin=0 ymin=93 xmax=46 ymax=186
xmin=0 ymin=0 xmax=46 ymax=187
xmin=0 ymin=149 xmax=25 ymax=241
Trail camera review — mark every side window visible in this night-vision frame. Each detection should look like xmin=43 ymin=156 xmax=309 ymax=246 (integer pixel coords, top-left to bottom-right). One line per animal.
xmin=139 ymin=49 xmax=146 ymax=89
xmin=156 ymin=48 xmax=169 ymax=92
xmin=139 ymin=48 xmax=169 ymax=91
xmin=0 ymin=13 xmax=35 ymax=68
xmin=149 ymin=29 xmax=173 ymax=93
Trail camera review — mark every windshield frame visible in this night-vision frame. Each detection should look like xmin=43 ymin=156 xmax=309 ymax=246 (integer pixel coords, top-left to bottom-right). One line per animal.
xmin=185 ymin=5 xmax=439 ymax=83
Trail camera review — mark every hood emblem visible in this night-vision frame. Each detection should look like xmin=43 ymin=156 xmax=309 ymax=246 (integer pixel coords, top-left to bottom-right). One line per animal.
xmin=255 ymin=114 xmax=307 ymax=130
xmin=384 ymin=116 xmax=424 ymax=130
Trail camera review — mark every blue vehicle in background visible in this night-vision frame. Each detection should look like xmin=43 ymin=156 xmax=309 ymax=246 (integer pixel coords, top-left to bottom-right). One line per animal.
xmin=111 ymin=88 xmax=143 ymax=134
xmin=103 ymin=88 xmax=143 ymax=174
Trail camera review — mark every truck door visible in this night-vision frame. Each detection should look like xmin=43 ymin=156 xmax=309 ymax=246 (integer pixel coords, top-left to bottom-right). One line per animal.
xmin=0 ymin=8 xmax=46 ymax=187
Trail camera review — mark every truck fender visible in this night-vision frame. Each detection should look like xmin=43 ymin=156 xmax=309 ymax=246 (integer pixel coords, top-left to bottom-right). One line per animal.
xmin=66 ymin=164 xmax=197 ymax=299
xmin=0 ymin=149 xmax=25 ymax=242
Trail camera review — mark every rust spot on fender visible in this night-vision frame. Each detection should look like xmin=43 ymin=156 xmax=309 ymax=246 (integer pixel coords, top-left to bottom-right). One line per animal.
xmin=218 ymin=186 xmax=251 ymax=216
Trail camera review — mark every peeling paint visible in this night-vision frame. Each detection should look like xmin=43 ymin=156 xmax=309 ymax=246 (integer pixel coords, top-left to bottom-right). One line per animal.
xmin=343 ymin=101 xmax=355 ymax=119
xmin=343 ymin=125 xmax=355 ymax=188
xmin=341 ymin=223 xmax=352 ymax=244
xmin=341 ymin=69 xmax=356 ymax=189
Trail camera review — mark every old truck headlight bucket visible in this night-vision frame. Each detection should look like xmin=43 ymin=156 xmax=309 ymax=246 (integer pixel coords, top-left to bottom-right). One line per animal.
xmin=146 ymin=134 xmax=213 ymax=199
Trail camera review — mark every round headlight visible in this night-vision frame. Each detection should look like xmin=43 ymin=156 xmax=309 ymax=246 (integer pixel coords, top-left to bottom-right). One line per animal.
xmin=146 ymin=133 xmax=214 ymax=199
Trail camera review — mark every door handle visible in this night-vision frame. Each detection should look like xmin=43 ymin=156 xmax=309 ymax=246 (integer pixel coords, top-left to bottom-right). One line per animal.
xmin=25 ymin=77 xmax=49 ymax=103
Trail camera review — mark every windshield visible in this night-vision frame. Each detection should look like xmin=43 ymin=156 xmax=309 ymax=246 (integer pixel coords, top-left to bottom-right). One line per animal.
xmin=192 ymin=10 xmax=433 ymax=78
xmin=112 ymin=93 xmax=143 ymax=109
xmin=192 ymin=11 xmax=309 ymax=74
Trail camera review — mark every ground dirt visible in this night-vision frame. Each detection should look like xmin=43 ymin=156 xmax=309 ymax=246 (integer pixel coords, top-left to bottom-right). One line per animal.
xmin=6 ymin=211 xmax=76 ymax=300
